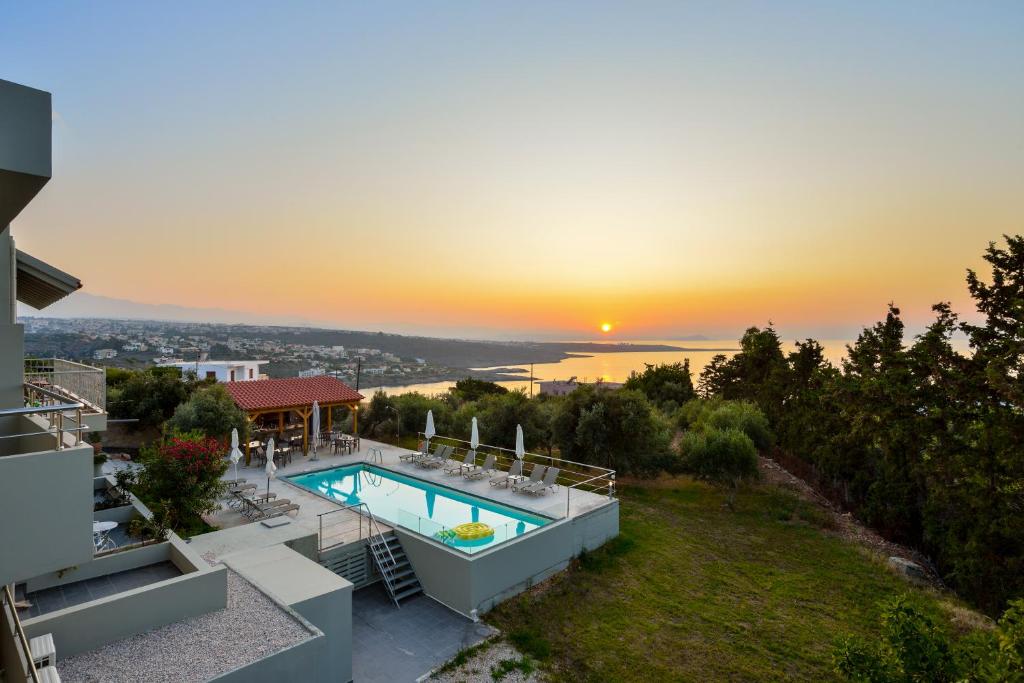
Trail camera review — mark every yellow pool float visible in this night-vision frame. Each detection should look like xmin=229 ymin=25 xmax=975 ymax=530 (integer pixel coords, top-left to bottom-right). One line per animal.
xmin=452 ymin=522 xmax=494 ymax=541
xmin=435 ymin=522 xmax=495 ymax=546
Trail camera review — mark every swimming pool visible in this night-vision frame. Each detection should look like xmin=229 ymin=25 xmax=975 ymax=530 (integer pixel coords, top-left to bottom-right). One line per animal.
xmin=288 ymin=465 xmax=551 ymax=554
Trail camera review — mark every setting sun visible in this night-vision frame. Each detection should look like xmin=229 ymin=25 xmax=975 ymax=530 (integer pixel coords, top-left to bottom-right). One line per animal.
xmin=601 ymin=323 xmax=613 ymax=333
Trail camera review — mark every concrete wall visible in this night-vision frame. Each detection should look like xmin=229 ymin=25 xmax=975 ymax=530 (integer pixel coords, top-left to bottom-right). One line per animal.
xmin=0 ymin=324 xmax=26 ymax=446
xmin=214 ymin=635 xmax=324 ymax=683
xmin=0 ymin=441 xmax=95 ymax=585
xmin=398 ymin=499 xmax=619 ymax=616
xmin=222 ymin=544 xmax=353 ymax=683
xmin=292 ymin=587 xmax=352 ymax=682
xmin=22 ymin=564 xmax=227 ymax=659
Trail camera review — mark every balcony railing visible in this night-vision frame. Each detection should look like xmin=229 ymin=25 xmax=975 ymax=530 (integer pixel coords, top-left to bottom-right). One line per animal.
xmin=2 ymin=585 xmax=42 ymax=683
xmin=24 ymin=358 xmax=105 ymax=413
xmin=5 ymin=384 xmax=86 ymax=450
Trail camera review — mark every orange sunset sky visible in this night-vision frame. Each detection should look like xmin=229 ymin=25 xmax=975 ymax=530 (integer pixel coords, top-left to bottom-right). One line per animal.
xmin=3 ymin=2 xmax=1022 ymax=339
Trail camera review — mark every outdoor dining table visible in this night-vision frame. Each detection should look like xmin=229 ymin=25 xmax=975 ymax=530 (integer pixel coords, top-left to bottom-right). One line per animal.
xmin=332 ymin=435 xmax=355 ymax=455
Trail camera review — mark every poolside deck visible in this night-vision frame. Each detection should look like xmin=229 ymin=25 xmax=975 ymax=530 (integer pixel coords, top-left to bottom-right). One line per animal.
xmin=200 ymin=437 xmax=614 ymax=564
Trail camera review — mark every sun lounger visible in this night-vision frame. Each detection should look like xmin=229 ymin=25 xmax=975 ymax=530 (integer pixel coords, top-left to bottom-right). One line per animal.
xmin=418 ymin=444 xmax=452 ymax=469
xmin=242 ymin=497 xmax=292 ymax=520
xmin=512 ymin=464 xmax=546 ymax=492
xmin=464 ymin=453 xmax=497 ymax=479
xmin=405 ymin=442 xmax=442 ymax=465
xmin=400 ymin=442 xmax=430 ymax=462
xmin=227 ymin=485 xmax=257 ymax=509
xmin=520 ymin=467 xmax=560 ymax=495
xmin=489 ymin=459 xmax=523 ymax=487
xmin=444 ymin=449 xmax=476 ymax=475
xmin=270 ymin=503 xmax=300 ymax=517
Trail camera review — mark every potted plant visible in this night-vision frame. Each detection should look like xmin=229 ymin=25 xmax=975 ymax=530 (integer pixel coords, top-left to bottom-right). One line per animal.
xmin=93 ymin=450 xmax=108 ymax=478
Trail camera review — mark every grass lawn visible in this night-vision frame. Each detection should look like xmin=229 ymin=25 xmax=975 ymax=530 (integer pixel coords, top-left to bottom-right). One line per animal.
xmin=486 ymin=477 xmax=969 ymax=682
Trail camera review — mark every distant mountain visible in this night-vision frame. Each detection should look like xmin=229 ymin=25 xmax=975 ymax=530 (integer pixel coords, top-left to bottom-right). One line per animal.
xmin=18 ymin=292 xmax=327 ymax=327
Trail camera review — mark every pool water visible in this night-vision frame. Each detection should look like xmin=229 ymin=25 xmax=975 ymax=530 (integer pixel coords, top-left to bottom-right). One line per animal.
xmin=288 ymin=465 xmax=550 ymax=554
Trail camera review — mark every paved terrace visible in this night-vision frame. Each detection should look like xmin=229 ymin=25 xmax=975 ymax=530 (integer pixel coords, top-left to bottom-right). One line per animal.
xmin=206 ymin=436 xmax=613 ymax=559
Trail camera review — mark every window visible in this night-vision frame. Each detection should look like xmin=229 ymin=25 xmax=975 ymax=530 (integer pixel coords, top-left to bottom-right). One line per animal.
xmin=206 ymin=371 xmax=217 ymax=380
xmin=230 ymin=369 xmax=236 ymax=382
xmin=248 ymin=368 xmax=253 ymax=379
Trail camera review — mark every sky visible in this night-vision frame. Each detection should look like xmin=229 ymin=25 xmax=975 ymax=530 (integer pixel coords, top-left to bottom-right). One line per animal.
xmin=3 ymin=2 xmax=1022 ymax=340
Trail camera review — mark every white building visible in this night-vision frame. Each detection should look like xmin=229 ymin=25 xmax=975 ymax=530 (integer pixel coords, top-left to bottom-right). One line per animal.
xmin=363 ymin=367 xmax=386 ymax=376
xmin=538 ymin=378 xmax=624 ymax=396
xmin=93 ymin=348 xmax=117 ymax=360
xmin=159 ymin=359 xmax=268 ymax=382
xmin=122 ymin=341 xmax=147 ymax=352
xmin=298 ymin=367 xmax=326 ymax=378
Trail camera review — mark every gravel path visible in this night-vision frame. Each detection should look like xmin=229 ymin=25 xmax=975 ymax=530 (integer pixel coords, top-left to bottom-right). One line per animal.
xmin=59 ymin=569 xmax=312 ymax=683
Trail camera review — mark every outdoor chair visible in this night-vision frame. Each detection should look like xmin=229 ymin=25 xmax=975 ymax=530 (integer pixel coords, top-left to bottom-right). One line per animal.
xmin=521 ymin=467 xmax=560 ymax=495
xmin=489 ymin=459 xmax=523 ymax=487
xmin=444 ymin=449 xmax=476 ymax=475
xmin=512 ymin=464 xmax=547 ymax=493
xmin=93 ymin=528 xmax=116 ymax=552
xmin=464 ymin=453 xmax=497 ymax=479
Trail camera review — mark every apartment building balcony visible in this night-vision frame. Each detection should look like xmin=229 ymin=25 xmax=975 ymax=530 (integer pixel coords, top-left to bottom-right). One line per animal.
xmin=24 ymin=359 xmax=106 ymax=433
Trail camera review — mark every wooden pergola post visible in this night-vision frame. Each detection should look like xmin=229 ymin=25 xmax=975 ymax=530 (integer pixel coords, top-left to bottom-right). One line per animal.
xmin=244 ymin=414 xmax=255 ymax=465
xmin=352 ymin=404 xmax=358 ymax=436
xmin=297 ymin=406 xmax=312 ymax=455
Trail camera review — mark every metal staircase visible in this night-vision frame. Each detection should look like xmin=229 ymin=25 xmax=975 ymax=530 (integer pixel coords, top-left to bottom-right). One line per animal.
xmin=317 ymin=502 xmax=422 ymax=607
xmin=367 ymin=532 xmax=423 ymax=607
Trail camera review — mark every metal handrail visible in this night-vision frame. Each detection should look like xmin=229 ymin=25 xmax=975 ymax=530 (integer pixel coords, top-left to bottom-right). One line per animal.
xmin=418 ymin=432 xmax=615 ymax=476
xmin=417 ymin=432 xmax=617 ymax=519
xmin=2 ymin=584 xmax=41 ymax=683
xmin=318 ymin=502 xmax=397 ymax=571
xmin=0 ymin=402 xmax=83 ymax=417
xmin=2 ymin=388 xmax=87 ymax=450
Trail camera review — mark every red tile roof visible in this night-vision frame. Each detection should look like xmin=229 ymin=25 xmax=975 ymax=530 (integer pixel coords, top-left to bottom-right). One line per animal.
xmin=224 ymin=376 xmax=363 ymax=412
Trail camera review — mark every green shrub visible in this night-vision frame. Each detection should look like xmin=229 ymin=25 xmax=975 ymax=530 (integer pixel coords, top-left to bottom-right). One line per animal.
xmin=166 ymin=384 xmax=248 ymax=442
xmin=834 ymin=596 xmax=1024 ymax=681
xmin=705 ymin=400 xmax=774 ymax=451
xmin=680 ymin=426 xmax=759 ymax=507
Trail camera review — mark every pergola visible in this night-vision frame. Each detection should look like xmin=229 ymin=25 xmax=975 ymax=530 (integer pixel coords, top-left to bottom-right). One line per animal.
xmin=224 ymin=376 xmax=364 ymax=465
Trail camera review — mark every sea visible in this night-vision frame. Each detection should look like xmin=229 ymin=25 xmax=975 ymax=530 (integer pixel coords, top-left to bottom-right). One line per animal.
xmin=367 ymin=338 xmax=968 ymax=397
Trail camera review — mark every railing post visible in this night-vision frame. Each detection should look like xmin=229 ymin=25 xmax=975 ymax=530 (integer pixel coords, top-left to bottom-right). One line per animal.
xmin=55 ymin=411 xmax=63 ymax=450
xmin=75 ymin=407 xmax=82 ymax=445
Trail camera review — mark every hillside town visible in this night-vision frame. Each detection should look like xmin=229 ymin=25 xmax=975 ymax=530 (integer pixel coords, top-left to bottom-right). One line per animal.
xmin=21 ymin=317 xmax=437 ymax=386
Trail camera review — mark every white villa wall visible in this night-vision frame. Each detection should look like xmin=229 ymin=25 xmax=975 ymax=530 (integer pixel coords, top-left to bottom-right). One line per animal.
xmin=398 ymin=499 xmax=619 ymax=616
xmin=0 ymin=438 xmax=94 ymax=585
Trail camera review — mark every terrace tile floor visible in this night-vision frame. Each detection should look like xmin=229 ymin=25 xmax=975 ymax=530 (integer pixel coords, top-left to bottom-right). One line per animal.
xmin=353 ymin=583 xmax=497 ymax=683
xmin=18 ymin=561 xmax=180 ymax=619
xmin=18 ymin=561 xmax=180 ymax=618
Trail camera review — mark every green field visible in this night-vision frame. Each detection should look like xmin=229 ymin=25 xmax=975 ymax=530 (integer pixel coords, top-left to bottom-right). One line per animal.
xmin=486 ymin=478 xmax=969 ymax=682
